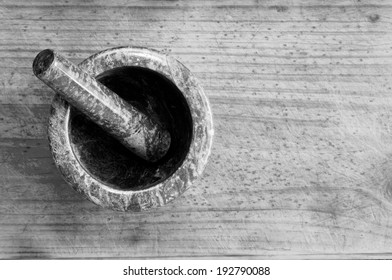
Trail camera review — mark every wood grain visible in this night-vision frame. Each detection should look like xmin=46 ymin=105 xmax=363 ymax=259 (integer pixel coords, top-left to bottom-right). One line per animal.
xmin=1 ymin=0 xmax=392 ymax=259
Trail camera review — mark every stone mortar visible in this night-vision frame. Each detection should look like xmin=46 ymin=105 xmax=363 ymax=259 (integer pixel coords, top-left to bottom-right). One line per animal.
xmin=47 ymin=46 xmax=213 ymax=211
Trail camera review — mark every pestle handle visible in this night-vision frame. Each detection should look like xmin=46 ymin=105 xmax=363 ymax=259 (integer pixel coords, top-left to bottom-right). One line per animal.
xmin=33 ymin=49 xmax=171 ymax=162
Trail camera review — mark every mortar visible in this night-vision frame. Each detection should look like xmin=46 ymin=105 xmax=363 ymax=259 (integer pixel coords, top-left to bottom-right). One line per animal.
xmin=47 ymin=47 xmax=213 ymax=211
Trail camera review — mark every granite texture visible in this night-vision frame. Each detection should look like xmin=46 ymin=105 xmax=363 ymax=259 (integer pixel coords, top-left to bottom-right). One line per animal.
xmin=46 ymin=46 xmax=213 ymax=211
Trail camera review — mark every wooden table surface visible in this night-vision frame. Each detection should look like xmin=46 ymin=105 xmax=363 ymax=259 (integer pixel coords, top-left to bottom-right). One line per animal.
xmin=1 ymin=0 xmax=392 ymax=259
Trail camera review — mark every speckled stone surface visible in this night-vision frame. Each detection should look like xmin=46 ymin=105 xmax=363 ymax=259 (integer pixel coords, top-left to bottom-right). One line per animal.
xmin=33 ymin=49 xmax=170 ymax=162
xmin=47 ymin=46 xmax=213 ymax=211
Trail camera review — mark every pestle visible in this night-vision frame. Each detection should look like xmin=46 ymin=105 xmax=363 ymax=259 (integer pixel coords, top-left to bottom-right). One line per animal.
xmin=32 ymin=49 xmax=171 ymax=162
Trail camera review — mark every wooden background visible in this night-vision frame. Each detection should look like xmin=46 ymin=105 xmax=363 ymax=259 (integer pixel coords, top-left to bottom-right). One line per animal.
xmin=1 ymin=0 xmax=392 ymax=259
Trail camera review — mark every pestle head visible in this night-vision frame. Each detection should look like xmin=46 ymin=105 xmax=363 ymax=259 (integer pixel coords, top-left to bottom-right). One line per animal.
xmin=33 ymin=49 xmax=171 ymax=162
xmin=33 ymin=49 xmax=54 ymax=76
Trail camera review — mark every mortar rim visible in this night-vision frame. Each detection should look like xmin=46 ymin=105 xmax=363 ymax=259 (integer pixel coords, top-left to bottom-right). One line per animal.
xmin=47 ymin=46 xmax=213 ymax=211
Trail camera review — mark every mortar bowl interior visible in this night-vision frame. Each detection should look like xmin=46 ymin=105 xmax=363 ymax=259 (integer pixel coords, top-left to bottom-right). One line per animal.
xmin=67 ymin=66 xmax=193 ymax=191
